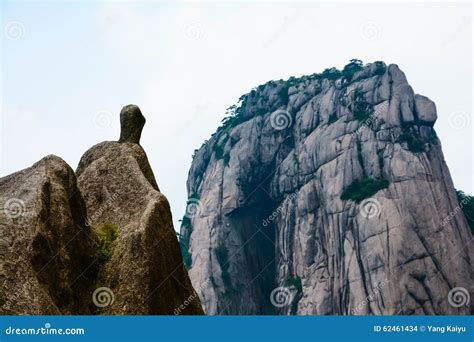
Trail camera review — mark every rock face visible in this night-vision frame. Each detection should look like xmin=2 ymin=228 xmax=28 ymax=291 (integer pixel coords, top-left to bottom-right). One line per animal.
xmin=0 ymin=105 xmax=203 ymax=315
xmin=181 ymin=61 xmax=473 ymax=315
xmin=0 ymin=155 xmax=98 ymax=314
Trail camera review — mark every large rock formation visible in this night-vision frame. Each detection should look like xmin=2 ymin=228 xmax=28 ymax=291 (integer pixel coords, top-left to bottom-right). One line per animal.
xmin=181 ymin=61 xmax=473 ymax=315
xmin=0 ymin=105 xmax=203 ymax=315
xmin=76 ymin=105 xmax=203 ymax=314
xmin=0 ymin=155 xmax=98 ymax=314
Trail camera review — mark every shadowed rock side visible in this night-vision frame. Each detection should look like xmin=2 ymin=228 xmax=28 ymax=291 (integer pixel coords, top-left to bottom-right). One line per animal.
xmin=182 ymin=62 xmax=473 ymax=315
xmin=0 ymin=155 xmax=98 ymax=314
xmin=76 ymin=105 xmax=203 ymax=314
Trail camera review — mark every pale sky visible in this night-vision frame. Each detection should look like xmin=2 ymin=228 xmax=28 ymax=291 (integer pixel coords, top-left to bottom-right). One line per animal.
xmin=1 ymin=1 xmax=472 ymax=229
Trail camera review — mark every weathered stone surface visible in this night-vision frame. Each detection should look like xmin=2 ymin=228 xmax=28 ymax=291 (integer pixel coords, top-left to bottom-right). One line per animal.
xmin=182 ymin=62 xmax=473 ymax=315
xmin=1 ymin=105 xmax=203 ymax=315
xmin=76 ymin=106 xmax=203 ymax=315
xmin=118 ymin=104 xmax=146 ymax=144
xmin=0 ymin=155 xmax=98 ymax=314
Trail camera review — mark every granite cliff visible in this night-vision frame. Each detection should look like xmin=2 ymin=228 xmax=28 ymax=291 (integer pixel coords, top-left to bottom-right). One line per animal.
xmin=181 ymin=60 xmax=473 ymax=315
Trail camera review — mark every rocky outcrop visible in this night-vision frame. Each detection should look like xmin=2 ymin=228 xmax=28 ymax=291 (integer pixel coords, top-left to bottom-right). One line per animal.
xmin=0 ymin=155 xmax=98 ymax=314
xmin=0 ymin=105 xmax=203 ymax=315
xmin=76 ymin=105 xmax=203 ymax=314
xmin=181 ymin=61 xmax=473 ymax=315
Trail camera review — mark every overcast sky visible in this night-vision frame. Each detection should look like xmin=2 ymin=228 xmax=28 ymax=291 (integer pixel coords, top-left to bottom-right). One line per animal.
xmin=1 ymin=1 xmax=472 ymax=229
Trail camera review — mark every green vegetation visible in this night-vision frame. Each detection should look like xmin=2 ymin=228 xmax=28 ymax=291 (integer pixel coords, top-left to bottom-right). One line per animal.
xmin=328 ymin=113 xmax=338 ymax=125
xmin=212 ymin=132 xmax=231 ymax=161
xmin=285 ymin=276 xmax=302 ymax=293
xmin=398 ymin=130 xmax=424 ymax=153
xmin=342 ymin=59 xmax=363 ymax=81
xmin=321 ymin=67 xmax=342 ymax=80
xmin=373 ymin=61 xmax=386 ymax=76
xmin=278 ymin=85 xmax=290 ymax=105
xmin=97 ymin=223 xmax=119 ymax=263
xmin=178 ymin=216 xmax=193 ymax=269
xmin=212 ymin=140 xmax=226 ymax=160
xmin=188 ymin=192 xmax=200 ymax=201
xmin=429 ymin=129 xmax=439 ymax=145
xmin=215 ymin=60 xmax=381 ymax=140
xmin=341 ymin=177 xmax=389 ymax=203
xmin=223 ymin=154 xmax=230 ymax=167
xmin=285 ymin=276 xmax=303 ymax=315
xmin=351 ymin=88 xmax=373 ymax=122
xmin=180 ymin=240 xmax=192 ymax=269
xmin=377 ymin=149 xmax=385 ymax=172
xmin=456 ymin=190 xmax=474 ymax=234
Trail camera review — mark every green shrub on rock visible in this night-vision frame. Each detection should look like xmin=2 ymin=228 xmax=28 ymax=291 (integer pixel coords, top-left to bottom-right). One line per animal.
xmin=341 ymin=177 xmax=389 ymax=203
xmin=97 ymin=223 xmax=119 ymax=263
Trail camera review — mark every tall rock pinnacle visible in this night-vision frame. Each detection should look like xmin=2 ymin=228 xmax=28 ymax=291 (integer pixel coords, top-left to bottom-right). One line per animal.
xmin=119 ymin=104 xmax=146 ymax=144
